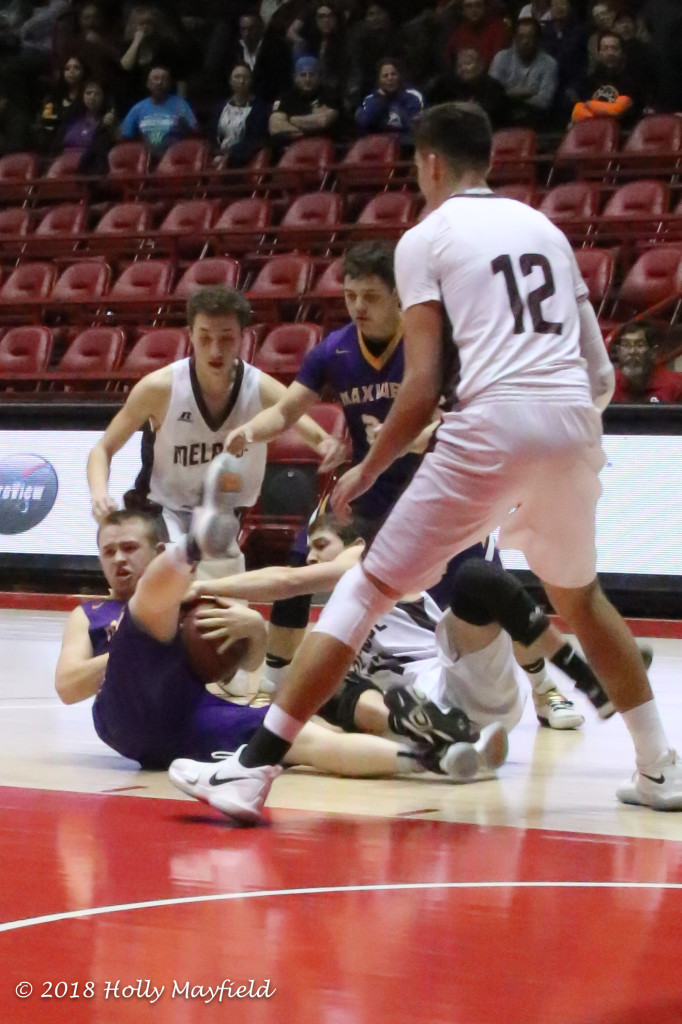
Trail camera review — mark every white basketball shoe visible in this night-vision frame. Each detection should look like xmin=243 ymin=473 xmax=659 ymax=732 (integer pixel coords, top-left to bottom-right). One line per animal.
xmin=439 ymin=722 xmax=509 ymax=782
xmin=169 ymin=748 xmax=282 ymax=823
xmin=616 ymin=749 xmax=682 ymax=811
xmin=533 ymin=688 xmax=585 ymax=730
xmin=188 ymin=453 xmax=243 ymax=560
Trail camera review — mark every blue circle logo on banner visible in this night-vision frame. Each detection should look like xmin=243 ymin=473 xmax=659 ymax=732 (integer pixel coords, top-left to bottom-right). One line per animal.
xmin=0 ymin=455 xmax=59 ymax=534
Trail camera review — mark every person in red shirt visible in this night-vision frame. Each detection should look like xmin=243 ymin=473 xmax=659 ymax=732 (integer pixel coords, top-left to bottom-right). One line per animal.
xmin=611 ymin=321 xmax=682 ymax=403
xmin=443 ymin=0 xmax=510 ymax=71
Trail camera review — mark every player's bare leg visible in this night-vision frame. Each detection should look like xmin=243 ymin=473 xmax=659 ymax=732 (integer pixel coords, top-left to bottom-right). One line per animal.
xmin=128 ymin=546 xmax=195 ymax=643
xmin=545 ymin=578 xmax=682 ymax=811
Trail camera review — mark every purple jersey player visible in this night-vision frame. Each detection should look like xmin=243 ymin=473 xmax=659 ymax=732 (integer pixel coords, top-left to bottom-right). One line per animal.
xmin=55 ymin=508 xmax=457 ymax=780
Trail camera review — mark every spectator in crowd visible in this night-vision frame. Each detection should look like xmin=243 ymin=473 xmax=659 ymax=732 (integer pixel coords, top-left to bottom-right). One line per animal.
xmin=542 ymin=0 xmax=588 ymax=118
xmin=610 ymin=322 xmax=682 ymax=404
xmin=214 ymin=63 xmax=269 ymax=168
xmin=345 ymin=3 xmax=403 ymax=113
xmin=52 ymin=2 xmax=121 ymax=97
xmin=229 ymin=11 xmax=266 ymax=73
xmin=427 ymin=47 xmax=509 ymax=129
xmin=118 ymin=5 xmax=187 ymax=111
xmin=613 ymin=11 xmax=659 ymax=105
xmin=269 ymin=55 xmax=339 ymax=152
xmin=120 ymin=64 xmax=198 ymax=159
xmin=58 ymin=79 xmax=117 ymax=172
xmin=355 ymin=58 xmax=423 ymax=143
xmin=19 ymin=0 xmax=70 ymax=60
xmin=489 ymin=18 xmax=558 ymax=127
xmin=35 ymin=53 xmax=86 ymax=152
xmin=572 ymin=30 xmax=653 ymax=125
xmin=586 ymin=0 xmax=617 ymax=73
xmin=640 ymin=0 xmax=682 ymax=111
xmin=443 ymin=0 xmax=511 ymax=72
xmin=295 ymin=2 xmax=348 ymax=99
xmin=0 ymin=73 xmax=32 ymax=154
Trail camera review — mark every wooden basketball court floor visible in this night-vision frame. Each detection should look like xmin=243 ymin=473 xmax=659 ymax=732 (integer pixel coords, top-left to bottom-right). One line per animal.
xmin=0 ymin=605 xmax=681 ymax=1024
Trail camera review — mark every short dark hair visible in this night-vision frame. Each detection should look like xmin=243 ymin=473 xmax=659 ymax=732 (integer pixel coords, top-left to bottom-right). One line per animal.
xmin=515 ymin=16 xmax=542 ymax=39
xmin=97 ymin=509 xmax=165 ymax=548
xmin=343 ymin=242 xmax=395 ymax=290
xmin=186 ymin=286 xmax=251 ymax=329
xmin=413 ymin=102 xmax=492 ymax=176
xmin=308 ymin=512 xmax=370 ymax=547
xmin=597 ymin=29 xmax=623 ymax=50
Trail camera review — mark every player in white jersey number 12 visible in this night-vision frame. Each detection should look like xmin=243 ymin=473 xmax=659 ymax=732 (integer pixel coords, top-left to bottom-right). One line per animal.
xmin=172 ymin=102 xmax=682 ymax=818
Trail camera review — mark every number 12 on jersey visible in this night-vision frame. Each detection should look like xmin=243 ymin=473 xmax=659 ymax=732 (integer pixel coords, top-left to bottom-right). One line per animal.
xmin=492 ymin=253 xmax=563 ymax=336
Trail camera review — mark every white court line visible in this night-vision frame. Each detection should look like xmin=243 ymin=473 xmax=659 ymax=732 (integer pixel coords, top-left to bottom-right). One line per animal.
xmin=1 ymin=880 xmax=681 ymax=934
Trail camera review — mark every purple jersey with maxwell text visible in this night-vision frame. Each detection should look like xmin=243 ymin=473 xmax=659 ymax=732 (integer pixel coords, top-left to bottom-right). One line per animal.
xmin=83 ymin=601 xmax=266 ymax=769
xmin=296 ymin=321 xmax=421 ymax=520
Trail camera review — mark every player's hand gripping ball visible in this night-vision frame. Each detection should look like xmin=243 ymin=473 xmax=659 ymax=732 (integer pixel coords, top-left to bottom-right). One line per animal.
xmin=179 ymin=599 xmax=249 ymax=684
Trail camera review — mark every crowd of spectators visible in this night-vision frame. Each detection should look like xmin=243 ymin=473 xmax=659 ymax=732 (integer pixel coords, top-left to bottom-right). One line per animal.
xmin=0 ymin=0 xmax=678 ymax=165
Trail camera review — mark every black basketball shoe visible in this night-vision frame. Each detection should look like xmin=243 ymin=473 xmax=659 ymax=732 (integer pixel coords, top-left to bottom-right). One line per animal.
xmin=384 ymin=684 xmax=480 ymax=749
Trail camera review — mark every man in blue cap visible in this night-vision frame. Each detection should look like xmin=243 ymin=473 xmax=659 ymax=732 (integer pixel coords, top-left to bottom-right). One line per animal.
xmin=268 ymin=54 xmax=339 ymax=148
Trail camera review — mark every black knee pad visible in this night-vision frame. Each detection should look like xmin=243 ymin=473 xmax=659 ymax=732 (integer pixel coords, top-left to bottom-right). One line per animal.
xmin=449 ymin=559 xmax=549 ymax=647
xmin=269 ymin=593 xmax=313 ymax=630
xmin=319 ymin=673 xmax=381 ymax=732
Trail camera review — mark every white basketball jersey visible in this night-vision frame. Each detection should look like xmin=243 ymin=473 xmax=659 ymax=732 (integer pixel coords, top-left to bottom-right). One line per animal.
xmin=395 ymin=193 xmax=593 ymax=410
xmin=352 ymin=593 xmax=441 ymax=692
xmin=141 ymin=358 xmax=267 ymax=514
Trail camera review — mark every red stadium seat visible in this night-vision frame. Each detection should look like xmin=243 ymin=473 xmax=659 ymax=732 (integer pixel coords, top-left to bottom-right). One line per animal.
xmin=0 ymin=207 xmax=30 ymax=260
xmin=550 ymin=118 xmax=620 ymax=182
xmin=109 ymin=260 xmax=173 ymax=300
xmin=211 ymin=198 xmax=272 ymax=255
xmin=336 ymin=134 xmax=401 ymax=190
xmin=153 ymin=140 xmax=209 ymax=198
xmin=247 ymin=253 xmax=313 ymax=320
xmin=59 ymin=327 xmax=126 ymax=374
xmin=90 ymin=201 xmax=152 ymax=257
xmin=300 ymin=256 xmax=346 ymax=328
xmin=157 ymin=199 xmax=217 ymax=257
xmin=51 ymin=261 xmax=112 ymax=305
xmin=107 ymin=260 xmax=174 ymax=319
xmin=252 ymin=322 xmax=321 ymax=383
xmin=0 ymin=263 xmax=56 ymax=319
xmin=611 ymin=246 xmax=682 ymax=320
xmin=348 ymin=191 xmax=416 ymax=241
xmin=618 ymin=114 xmax=682 ymax=179
xmin=173 ymin=258 xmax=240 ymax=299
xmin=37 ymin=149 xmax=87 ymax=202
xmin=276 ymin=192 xmax=343 ymax=252
xmin=539 ymin=182 xmax=601 ymax=243
xmin=29 ymin=202 xmax=88 ymax=256
xmin=598 ymin=179 xmax=668 ymax=249
xmin=573 ymin=247 xmax=616 ymax=317
xmin=490 ymin=128 xmax=536 ymax=183
xmin=272 ymin=136 xmax=334 ymax=191
xmin=107 ymin=142 xmax=149 ymax=196
xmin=0 ymin=151 xmax=39 ymax=203
xmin=0 ymin=326 xmax=53 ymax=383
xmin=122 ymin=328 xmax=189 ymax=375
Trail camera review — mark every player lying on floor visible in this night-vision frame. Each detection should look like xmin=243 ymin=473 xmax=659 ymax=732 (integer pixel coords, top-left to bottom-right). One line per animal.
xmin=54 ymin=507 xmax=500 ymax=785
xmin=168 ymin=479 xmax=620 ymax=819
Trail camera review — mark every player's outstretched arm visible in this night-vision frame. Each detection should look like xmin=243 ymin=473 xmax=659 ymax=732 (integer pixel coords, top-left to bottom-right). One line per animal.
xmin=55 ymin=607 xmax=108 ymax=704
xmin=192 ymin=545 xmax=363 ymax=603
xmin=87 ymin=373 xmax=168 ymax=521
xmin=226 ymin=379 xmax=319 ymax=454
xmin=194 ymin=599 xmax=268 ymax=671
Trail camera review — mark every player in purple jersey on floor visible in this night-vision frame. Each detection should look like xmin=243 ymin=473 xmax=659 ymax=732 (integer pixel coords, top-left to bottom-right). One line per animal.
xmin=55 ymin=505 xmax=487 ymax=787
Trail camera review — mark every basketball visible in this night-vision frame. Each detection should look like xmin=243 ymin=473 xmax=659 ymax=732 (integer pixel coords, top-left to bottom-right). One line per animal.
xmin=179 ymin=600 xmax=249 ymax=684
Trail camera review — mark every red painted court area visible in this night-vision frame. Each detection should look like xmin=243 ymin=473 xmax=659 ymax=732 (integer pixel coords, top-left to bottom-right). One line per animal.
xmin=1 ymin=787 xmax=681 ymax=1024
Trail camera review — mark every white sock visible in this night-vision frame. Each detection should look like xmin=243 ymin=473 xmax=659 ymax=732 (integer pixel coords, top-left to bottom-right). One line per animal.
xmin=621 ymin=700 xmax=669 ymax=768
xmin=524 ymin=659 xmax=553 ymax=695
xmin=260 ymin=655 xmax=290 ymax=694
xmin=263 ymin=703 xmax=305 ymax=744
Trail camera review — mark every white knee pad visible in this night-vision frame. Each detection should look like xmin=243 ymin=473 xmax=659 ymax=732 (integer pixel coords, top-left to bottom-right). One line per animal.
xmin=313 ymin=562 xmax=395 ymax=651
